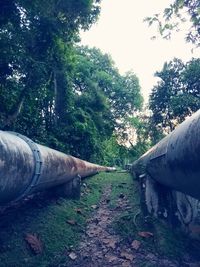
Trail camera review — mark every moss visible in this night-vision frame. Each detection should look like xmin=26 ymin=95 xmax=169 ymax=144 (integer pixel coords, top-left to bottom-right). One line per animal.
xmin=1 ymin=172 xmax=200 ymax=266
xmin=0 ymin=172 xmax=130 ymax=267
xmin=112 ymin=174 xmax=200 ymax=263
xmin=0 ymin=173 xmax=106 ymax=267
xmin=108 ymin=172 xmax=140 ymax=209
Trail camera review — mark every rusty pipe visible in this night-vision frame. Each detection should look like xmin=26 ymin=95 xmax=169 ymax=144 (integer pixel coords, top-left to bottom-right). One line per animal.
xmin=132 ymin=109 xmax=200 ymax=200
xmin=0 ymin=131 xmax=114 ymax=205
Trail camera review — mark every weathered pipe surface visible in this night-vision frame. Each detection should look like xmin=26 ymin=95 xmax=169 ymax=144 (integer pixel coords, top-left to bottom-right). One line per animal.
xmin=139 ymin=173 xmax=200 ymax=239
xmin=132 ymin=110 xmax=200 ymax=238
xmin=0 ymin=131 xmax=115 ymax=205
xmin=133 ymin=109 xmax=200 ymax=200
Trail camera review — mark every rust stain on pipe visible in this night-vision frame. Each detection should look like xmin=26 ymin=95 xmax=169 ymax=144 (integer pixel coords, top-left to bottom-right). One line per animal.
xmin=0 ymin=131 xmax=115 ymax=205
xmin=132 ymin=109 xmax=200 ymax=200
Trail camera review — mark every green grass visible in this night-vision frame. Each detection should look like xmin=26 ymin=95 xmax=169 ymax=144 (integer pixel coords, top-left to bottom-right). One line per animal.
xmin=0 ymin=172 xmax=200 ymax=267
xmin=111 ymin=174 xmax=155 ymax=246
xmin=112 ymin=175 xmax=200 ymax=264
xmin=108 ymin=172 xmax=140 ymax=209
xmin=0 ymin=172 xmax=131 ymax=267
xmin=0 ymin=174 xmax=103 ymax=267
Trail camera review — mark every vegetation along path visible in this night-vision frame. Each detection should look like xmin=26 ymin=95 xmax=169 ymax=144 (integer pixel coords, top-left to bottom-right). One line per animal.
xmin=0 ymin=172 xmax=200 ymax=267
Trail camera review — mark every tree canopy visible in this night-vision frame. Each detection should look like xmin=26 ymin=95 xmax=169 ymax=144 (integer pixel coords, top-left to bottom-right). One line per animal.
xmin=2 ymin=1 xmax=199 ymax=165
xmin=0 ymin=0 xmax=143 ymax=165
xmin=149 ymin=58 xmax=200 ymax=134
xmin=145 ymin=0 xmax=200 ymax=46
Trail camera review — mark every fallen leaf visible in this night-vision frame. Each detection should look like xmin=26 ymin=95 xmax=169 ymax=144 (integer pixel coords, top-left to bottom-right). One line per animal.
xmin=25 ymin=233 xmax=43 ymax=254
xmin=120 ymin=251 xmax=135 ymax=261
xmin=146 ymin=253 xmax=156 ymax=260
xmin=105 ymin=254 xmax=118 ymax=263
xmin=86 ymin=227 xmax=102 ymax=237
xmin=69 ymin=252 xmax=77 ymax=260
xmin=91 ymin=218 xmax=99 ymax=224
xmin=102 ymin=238 xmax=116 ymax=249
xmin=131 ymin=240 xmax=141 ymax=250
xmin=75 ymin=208 xmax=83 ymax=215
xmin=114 ymin=205 xmax=121 ymax=210
xmin=122 ymin=260 xmax=132 ymax=267
xmin=101 ymin=215 xmax=109 ymax=222
xmin=66 ymin=220 xmax=77 ymax=226
xmin=138 ymin=231 xmax=154 ymax=238
xmin=91 ymin=205 xmax=98 ymax=209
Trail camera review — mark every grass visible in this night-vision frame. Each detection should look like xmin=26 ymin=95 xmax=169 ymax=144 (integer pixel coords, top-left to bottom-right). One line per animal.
xmin=0 ymin=171 xmax=132 ymax=267
xmin=0 ymin=173 xmax=103 ymax=267
xmin=108 ymin=172 xmax=140 ymax=209
xmin=0 ymin=171 xmax=200 ymax=267
xmin=112 ymin=175 xmax=200 ymax=264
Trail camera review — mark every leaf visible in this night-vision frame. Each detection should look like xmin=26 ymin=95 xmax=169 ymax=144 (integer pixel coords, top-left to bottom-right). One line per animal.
xmin=138 ymin=231 xmax=154 ymax=238
xmin=91 ymin=205 xmax=98 ymax=209
xmin=75 ymin=208 xmax=83 ymax=215
xmin=122 ymin=261 xmax=132 ymax=267
xmin=25 ymin=233 xmax=43 ymax=254
xmin=120 ymin=251 xmax=135 ymax=261
xmin=102 ymin=238 xmax=116 ymax=249
xmin=68 ymin=252 xmax=77 ymax=260
xmin=119 ymin=193 xmax=125 ymax=199
xmin=66 ymin=220 xmax=77 ymax=226
xmin=131 ymin=240 xmax=141 ymax=250
xmin=105 ymin=254 xmax=118 ymax=263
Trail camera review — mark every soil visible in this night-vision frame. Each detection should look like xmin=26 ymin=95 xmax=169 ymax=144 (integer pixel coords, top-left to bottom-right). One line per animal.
xmin=67 ymin=185 xmax=182 ymax=267
xmin=1 ymin=172 xmax=200 ymax=267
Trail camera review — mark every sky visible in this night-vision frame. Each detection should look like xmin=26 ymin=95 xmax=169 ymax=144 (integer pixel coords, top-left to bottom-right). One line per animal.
xmin=80 ymin=0 xmax=199 ymax=102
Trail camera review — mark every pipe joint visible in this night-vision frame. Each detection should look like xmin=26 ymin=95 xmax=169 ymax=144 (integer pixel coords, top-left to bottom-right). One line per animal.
xmin=8 ymin=132 xmax=43 ymax=202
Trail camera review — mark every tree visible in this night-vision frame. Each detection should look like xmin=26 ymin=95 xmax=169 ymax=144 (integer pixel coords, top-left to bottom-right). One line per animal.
xmin=127 ymin=115 xmax=149 ymax=159
xmin=68 ymin=46 xmax=143 ymax=161
xmin=145 ymin=0 xmax=200 ymax=46
xmin=0 ymin=1 xmax=143 ymax=164
xmin=149 ymin=58 xmax=200 ymax=134
xmin=0 ymin=0 xmax=101 ymax=130
xmin=74 ymin=46 xmax=143 ymax=123
xmin=0 ymin=0 xmax=101 ymax=153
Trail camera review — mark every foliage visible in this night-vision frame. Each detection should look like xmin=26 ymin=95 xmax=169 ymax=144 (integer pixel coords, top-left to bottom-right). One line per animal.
xmin=127 ymin=113 xmax=155 ymax=160
xmin=0 ymin=172 xmax=109 ymax=267
xmin=101 ymin=136 xmax=121 ymax=166
xmin=149 ymin=58 xmax=200 ymax=134
xmin=145 ymin=0 xmax=200 ymax=46
xmin=0 ymin=170 xmax=199 ymax=266
xmin=0 ymin=0 xmax=101 ymax=142
xmin=0 ymin=1 xmax=143 ymax=164
xmin=74 ymin=46 xmax=143 ymax=123
xmin=69 ymin=46 xmax=143 ymax=162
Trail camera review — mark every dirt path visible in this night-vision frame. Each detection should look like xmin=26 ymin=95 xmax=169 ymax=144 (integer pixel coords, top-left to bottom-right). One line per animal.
xmin=68 ymin=185 xmax=179 ymax=267
xmin=1 ymin=172 xmax=199 ymax=267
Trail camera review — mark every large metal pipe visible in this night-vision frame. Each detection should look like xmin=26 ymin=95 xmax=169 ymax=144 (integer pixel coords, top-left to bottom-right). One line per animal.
xmin=0 ymin=131 xmax=114 ymax=205
xmin=132 ymin=109 xmax=200 ymax=200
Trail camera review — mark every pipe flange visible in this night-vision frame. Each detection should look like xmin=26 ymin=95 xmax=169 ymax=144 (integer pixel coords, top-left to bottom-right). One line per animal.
xmin=7 ymin=132 xmax=43 ymax=202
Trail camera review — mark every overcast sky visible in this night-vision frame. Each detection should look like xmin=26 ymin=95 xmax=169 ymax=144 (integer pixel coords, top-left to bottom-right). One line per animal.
xmin=80 ymin=0 xmax=199 ymax=102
